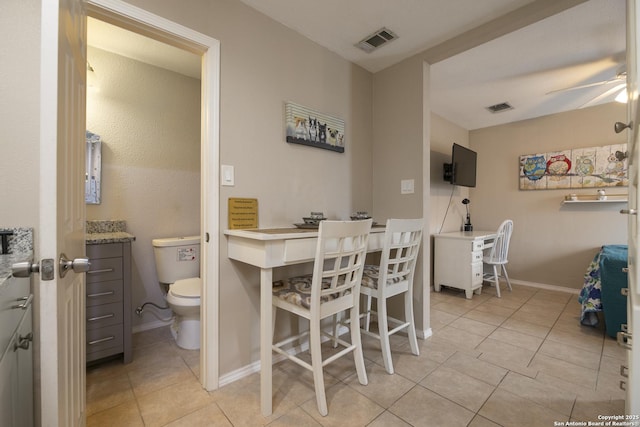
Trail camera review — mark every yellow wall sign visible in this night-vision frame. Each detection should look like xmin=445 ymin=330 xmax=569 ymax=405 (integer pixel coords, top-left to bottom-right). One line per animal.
xmin=228 ymin=198 xmax=258 ymax=229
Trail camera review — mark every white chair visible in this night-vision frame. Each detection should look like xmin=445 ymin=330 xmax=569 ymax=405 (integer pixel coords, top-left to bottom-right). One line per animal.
xmin=483 ymin=219 xmax=513 ymax=298
xmin=271 ymin=219 xmax=372 ymax=416
xmin=359 ymin=218 xmax=423 ymax=375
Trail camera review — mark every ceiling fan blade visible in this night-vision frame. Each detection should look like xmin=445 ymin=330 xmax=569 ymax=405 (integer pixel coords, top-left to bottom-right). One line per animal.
xmin=578 ymin=83 xmax=626 ymax=109
xmin=546 ymin=76 xmax=625 ymax=95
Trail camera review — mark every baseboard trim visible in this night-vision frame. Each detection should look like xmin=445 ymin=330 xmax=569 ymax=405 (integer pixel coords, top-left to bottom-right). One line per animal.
xmin=219 ymin=360 xmax=261 ymax=387
xmin=219 ymin=339 xmax=313 ymax=387
xmin=219 ymin=324 xmax=351 ymax=387
xmin=510 ymin=279 xmax=580 ymax=295
xmin=132 ymin=319 xmax=172 ymax=334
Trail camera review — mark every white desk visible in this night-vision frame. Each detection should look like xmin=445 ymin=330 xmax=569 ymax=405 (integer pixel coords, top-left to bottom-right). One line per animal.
xmin=224 ymin=226 xmax=386 ymax=416
xmin=433 ymin=231 xmax=496 ymax=299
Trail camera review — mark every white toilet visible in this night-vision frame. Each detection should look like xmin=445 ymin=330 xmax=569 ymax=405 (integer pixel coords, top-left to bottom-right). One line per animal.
xmin=152 ymin=236 xmax=201 ymax=350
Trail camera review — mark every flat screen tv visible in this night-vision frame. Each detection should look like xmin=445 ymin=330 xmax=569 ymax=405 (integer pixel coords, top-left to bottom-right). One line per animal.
xmin=443 ymin=143 xmax=477 ymax=187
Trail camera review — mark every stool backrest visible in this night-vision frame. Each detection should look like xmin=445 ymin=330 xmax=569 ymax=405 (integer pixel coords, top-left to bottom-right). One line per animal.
xmin=310 ymin=219 xmax=372 ymax=313
xmin=378 ymin=218 xmax=423 ymax=289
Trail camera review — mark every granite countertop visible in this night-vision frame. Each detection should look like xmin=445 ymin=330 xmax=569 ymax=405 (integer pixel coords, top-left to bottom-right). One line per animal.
xmin=86 ymin=231 xmax=136 ymax=245
xmin=0 ymin=227 xmax=33 ymax=289
xmin=85 ymin=220 xmax=136 ymax=245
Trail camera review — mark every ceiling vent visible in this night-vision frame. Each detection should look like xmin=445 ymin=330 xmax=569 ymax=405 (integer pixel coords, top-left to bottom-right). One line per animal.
xmin=486 ymin=102 xmax=513 ymax=113
xmin=356 ymin=28 xmax=398 ymax=53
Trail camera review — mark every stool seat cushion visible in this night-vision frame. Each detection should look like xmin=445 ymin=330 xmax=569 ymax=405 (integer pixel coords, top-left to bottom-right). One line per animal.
xmin=273 ymin=274 xmax=348 ymax=309
xmin=361 ymin=265 xmax=402 ymax=290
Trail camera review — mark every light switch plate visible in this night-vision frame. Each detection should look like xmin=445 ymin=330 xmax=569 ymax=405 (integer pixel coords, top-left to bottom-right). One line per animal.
xmin=401 ymin=179 xmax=414 ymax=194
xmin=221 ymin=164 xmax=234 ymax=186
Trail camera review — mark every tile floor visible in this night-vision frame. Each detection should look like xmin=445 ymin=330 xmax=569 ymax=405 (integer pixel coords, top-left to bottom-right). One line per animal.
xmin=86 ymin=284 xmax=627 ymax=426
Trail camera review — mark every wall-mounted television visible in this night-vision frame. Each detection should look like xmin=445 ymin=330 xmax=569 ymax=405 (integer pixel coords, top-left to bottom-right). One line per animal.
xmin=443 ymin=143 xmax=477 ymax=188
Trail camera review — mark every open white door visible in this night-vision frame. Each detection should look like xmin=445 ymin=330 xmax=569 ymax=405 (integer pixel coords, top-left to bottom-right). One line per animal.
xmin=624 ymin=0 xmax=640 ymax=415
xmin=40 ymin=0 xmax=88 ymax=425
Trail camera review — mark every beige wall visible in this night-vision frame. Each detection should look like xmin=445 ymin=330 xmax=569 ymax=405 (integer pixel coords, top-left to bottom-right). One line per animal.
xmin=372 ymin=56 xmax=431 ymax=334
xmin=430 ymin=113 xmax=471 ymax=234
xmin=372 ymin=56 xmax=425 ymax=221
xmin=123 ymin=0 xmax=375 ymax=376
xmin=86 ymin=47 xmax=201 ymax=329
xmin=0 ymin=0 xmax=40 ymax=231
xmin=470 ymin=102 xmax=628 ymax=290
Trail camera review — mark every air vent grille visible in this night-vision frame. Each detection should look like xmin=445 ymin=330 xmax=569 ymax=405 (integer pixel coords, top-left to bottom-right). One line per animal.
xmin=356 ymin=27 xmax=398 ymax=53
xmin=486 ymin=102 xmax=513 ymax=113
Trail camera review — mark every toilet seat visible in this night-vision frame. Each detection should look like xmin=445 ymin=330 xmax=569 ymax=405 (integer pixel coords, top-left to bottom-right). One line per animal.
xmin=170 ymin=277 xmax=201 ymax=298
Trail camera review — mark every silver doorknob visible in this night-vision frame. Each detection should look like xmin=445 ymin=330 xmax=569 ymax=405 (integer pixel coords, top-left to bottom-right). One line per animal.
xmin=59 ymin=253 xmax=91 ymax=278
xmin=620 ymin=209 xmax=637 ymax=215
xmin=11 ymin=261 xmax=40 ymax=277
xmin=11 ymin=259 xmax=55 ymax=280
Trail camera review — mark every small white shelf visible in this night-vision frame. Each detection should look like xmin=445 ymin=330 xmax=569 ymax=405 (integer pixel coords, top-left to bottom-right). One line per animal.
xmin=562 ymin=193 xmax=628 ymax=204
xmin=562 ymin=199 xmax=628 ymax=204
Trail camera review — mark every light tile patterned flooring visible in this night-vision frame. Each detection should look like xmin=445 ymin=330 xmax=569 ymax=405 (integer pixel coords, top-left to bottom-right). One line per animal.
xmin=87 ymin=284 xmax=626 ymax=426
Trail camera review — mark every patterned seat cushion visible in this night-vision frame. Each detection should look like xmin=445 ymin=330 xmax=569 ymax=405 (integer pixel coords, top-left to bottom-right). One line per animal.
xmin=273 ymin=274 xmax=348 ymax=309
xmin=361 ymin=265 xmax=403 ymax=290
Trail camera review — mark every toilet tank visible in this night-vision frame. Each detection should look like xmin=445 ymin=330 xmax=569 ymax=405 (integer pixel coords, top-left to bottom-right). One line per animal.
xmin=152 ymin=236 xmax=200 ymax=284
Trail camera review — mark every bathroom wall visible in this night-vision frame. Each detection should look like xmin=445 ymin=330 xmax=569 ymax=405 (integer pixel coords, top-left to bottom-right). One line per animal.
xmin=86 ymin=46 xmax=201 ymax=330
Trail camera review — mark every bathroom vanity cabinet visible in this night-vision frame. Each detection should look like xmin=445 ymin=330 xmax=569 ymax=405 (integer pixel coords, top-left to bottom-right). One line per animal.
xmin=86 ymin=241 xmax=132 ymax=364
xmin=1 ymin=228 xmax=34 ymax=427
xmin=0 ymin=274 xmax=34 ymax=427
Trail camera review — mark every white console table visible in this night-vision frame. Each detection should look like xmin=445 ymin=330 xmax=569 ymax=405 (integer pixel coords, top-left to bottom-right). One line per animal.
xmin=224 ymin=225 xmax=386 ymax=416
xmin=433 ymin=231 xmax=497 ymax=299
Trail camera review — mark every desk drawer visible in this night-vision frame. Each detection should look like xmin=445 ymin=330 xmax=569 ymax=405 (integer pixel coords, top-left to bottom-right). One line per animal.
xmin=471 ymin=262 xmax=484 ymax=285
xmin=86 ymin=280 xmax=123 ymax=307
xmin=472 ymin=250 xmax=483 ymax=263
xmin=87 ymin=258 xmax=122 ymax=283
xmin=472 ymin=240 xmax=485 ymax=251
xmin=283 ymin=238 xmax=317 ymax=263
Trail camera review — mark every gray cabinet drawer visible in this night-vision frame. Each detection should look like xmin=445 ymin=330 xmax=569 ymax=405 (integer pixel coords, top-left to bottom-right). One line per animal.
xmin=87 ymin=324 xmax=123 ymax=356
xmin=86 ymin=280 xmax=123 ymax=307
xmin=86 ymin=302 xmax=123 ymax=330
xmin=86 ymin=258 xmax=122 ymax=283
xmin=87 ymin=243 xmax=123 ymax=259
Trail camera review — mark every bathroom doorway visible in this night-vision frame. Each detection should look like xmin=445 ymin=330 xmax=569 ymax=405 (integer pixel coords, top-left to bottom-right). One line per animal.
xmin=86 ymin=0 xmax=220 ymax=391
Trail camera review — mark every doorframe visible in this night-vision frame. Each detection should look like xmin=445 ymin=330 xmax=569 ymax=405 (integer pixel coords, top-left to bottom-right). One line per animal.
xmin=87 ymin=0 xmax=221 ymax=391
